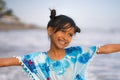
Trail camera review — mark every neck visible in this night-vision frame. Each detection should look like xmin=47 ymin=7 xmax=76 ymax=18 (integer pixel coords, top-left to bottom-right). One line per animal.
xmin=48 ymin=47 xmax=66 ymax=60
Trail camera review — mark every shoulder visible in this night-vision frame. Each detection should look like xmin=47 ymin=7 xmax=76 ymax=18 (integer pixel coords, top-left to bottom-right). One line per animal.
xmin=19 ymin=51 xmax=47 ymax=61
xmin=65 ymin=46 xmax=82 ymax=52
xmin=65 ymin=46 xmax=97 ymax=55
xmin=65 ymin=46 xmax=97 ymax=52
xmin=23 ymin=52 xmax=42 ymax=59
xmin=18 ymin=52 xmax=47 ymax=66
xmin=65 ymin=46 xmax=82 ymax=57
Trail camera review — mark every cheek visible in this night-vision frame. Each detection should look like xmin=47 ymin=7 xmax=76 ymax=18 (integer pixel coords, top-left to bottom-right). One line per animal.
xmin=67 ymin=37 xmax=73 ymax=43
xmin=51 ymin=33 xmax=60 ymax=41
xmin=69 ymin=38 xmax=73 ymax=42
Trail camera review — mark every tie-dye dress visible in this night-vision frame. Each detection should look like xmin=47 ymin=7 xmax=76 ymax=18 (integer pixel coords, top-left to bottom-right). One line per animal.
xmin=17 ymin=46 xmax=97 ymax=80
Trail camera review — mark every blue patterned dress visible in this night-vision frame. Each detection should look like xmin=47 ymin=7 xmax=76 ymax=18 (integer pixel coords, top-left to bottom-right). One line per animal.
xmin=17 ymin=46 xmax=97 ymax=80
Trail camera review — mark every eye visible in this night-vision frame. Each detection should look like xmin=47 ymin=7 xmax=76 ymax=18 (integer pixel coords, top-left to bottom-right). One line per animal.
xmin=69 ymin=33 xmax=73 ymax=37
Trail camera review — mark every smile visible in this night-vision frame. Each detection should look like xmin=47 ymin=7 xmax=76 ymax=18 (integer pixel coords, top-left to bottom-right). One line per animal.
xmin=58 ymin=39 xmax=66 ymax=45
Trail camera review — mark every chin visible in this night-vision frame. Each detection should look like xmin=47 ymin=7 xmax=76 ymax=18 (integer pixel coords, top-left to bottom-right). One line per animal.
xmin=57 ymin=44 xmax=68 ymax=49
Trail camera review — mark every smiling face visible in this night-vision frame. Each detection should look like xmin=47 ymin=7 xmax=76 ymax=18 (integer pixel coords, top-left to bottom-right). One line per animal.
xmin=48 ymin=23 xmax=75 ymax=49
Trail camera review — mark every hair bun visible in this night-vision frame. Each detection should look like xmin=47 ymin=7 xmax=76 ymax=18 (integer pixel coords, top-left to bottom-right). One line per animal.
xmin=50 ymin=9 xmax=56 ymax=20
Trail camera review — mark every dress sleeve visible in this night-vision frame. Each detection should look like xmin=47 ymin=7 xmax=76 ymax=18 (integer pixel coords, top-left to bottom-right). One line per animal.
xmin=77 ymin=46 xmax=97 ymax=64
xmin=16 ymin=52 xmax=40 ymax=80
xmin=65 ymin=46 xmax=97 ymax=64
xmin=86 ymin=46 xmax=97 ymax=57
xmin=17 ymin=52 xmax=39 ymax=65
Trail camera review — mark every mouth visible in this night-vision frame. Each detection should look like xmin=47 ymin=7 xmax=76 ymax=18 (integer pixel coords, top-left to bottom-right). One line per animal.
xmin=58 ymin=39 xmax=67 ymax=46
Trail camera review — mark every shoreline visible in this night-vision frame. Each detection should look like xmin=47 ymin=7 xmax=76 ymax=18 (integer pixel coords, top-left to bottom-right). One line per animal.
xmin=0 ymin=22 xmax=45 ymax=31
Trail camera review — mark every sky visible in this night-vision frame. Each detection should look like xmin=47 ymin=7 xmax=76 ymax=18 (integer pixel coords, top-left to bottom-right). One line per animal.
xmin=4 ymin=0 xmax=120 ymax=30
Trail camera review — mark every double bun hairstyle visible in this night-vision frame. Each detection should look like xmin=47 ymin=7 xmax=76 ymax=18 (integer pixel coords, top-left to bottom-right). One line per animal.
xmin=47 ymin=9 xmax=81 ymax=33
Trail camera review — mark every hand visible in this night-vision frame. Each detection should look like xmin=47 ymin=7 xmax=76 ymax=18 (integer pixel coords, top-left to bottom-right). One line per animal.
xmin=96 ymin=44 xmax=120 ymax=54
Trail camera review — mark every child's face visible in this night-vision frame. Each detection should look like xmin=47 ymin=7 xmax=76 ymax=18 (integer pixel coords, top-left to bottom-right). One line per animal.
xmin=48 ymin=23 xmax=75 ymax=49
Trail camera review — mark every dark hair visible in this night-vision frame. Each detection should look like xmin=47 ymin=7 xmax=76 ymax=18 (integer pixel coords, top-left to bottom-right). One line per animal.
xmin=47 ymin=9 xmax=81 ymax=33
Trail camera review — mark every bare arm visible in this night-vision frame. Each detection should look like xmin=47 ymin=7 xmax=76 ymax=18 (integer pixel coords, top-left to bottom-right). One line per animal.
xmin=0 ymin=57 xmax=21 ymax=67
xmin=96 ymin=44 xmax=120 ymax=54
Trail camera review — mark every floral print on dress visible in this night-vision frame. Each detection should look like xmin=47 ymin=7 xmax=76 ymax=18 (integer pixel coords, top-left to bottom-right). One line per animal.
xmin=23 ymin=55 xmax=37 ymax=73
xmin=65 ymin=46 xmax=82 ymax=63
xmin=38 ymin=63 xmax=50 ymax=79
xmin=78 ymin=52 xmax=91 ymax=64
xmin=47 ymin=58 xmax=70 ymax=75
xmin=75 ymin=74 xmax=83 ymax=80
xmin=50 ymin=61 xmax=64 ymax=75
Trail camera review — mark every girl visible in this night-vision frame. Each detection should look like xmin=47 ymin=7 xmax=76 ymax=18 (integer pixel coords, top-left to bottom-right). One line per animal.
xmin=0 ymin=9 xmax=120 ymax=80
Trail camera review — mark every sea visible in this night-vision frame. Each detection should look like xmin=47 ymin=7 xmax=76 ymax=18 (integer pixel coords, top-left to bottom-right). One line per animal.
xmin=0 ymin=29 xmax=120 ymax=80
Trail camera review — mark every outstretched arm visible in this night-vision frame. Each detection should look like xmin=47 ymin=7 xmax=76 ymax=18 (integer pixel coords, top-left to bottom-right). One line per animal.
xmin=0 ymin=57 xmax=21 ymax=67
xmin=96 ymin=44 xmax=120 ymax=54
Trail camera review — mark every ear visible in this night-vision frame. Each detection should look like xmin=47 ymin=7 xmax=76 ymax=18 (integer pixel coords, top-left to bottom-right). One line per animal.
xmin=47 ymin=27 xmax=54 ymax=36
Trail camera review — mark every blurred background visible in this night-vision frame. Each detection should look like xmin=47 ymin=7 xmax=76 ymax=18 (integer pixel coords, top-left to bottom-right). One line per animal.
xmin=0 ymin=0 xmax=120 ymax=80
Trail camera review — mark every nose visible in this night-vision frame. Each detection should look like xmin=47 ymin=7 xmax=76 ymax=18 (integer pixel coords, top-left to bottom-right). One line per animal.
xmin=63 ymin=33 xmax=70 ymax=41
xmin=63 ymin=35 xmax=67 ymax=40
